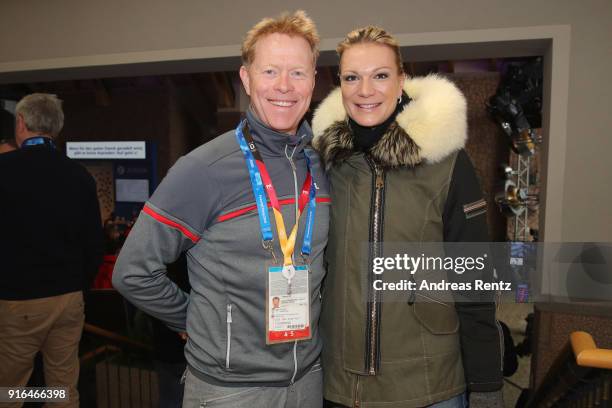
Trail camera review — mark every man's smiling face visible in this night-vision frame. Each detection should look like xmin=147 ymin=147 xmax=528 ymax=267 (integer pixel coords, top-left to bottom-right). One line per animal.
xmin=239 ymin=33 xmax=315 ymax=135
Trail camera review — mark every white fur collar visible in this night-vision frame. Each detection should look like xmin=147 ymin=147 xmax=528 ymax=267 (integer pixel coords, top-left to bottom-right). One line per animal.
xmin=312 ymin=74 xmax=467 ymax=164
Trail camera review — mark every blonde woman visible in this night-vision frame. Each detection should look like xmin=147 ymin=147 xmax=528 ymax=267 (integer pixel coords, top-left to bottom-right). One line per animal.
xmin=313 ymin=26 xmax=503 ymax=408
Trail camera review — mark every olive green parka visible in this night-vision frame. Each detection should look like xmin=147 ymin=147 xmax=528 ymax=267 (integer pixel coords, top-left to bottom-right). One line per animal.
xmin=312 ymin=74 xmax=503 ymax=408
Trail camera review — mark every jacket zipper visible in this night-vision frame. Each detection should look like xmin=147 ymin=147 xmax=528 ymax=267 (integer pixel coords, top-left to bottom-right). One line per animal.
xmin=226 ymin=304 xmax=232 ymax=369
xmin=365 ymin=156 xmax=385 ymax=376
xmin=285 ymin=143 xmax=300 ymax=225
xmin=285 ymin=142 xmax=300 ymax=383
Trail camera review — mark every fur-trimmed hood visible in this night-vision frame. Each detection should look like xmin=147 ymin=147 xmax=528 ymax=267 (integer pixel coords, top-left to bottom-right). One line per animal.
xmin=312 ymin=74 xmax=467 ymax=168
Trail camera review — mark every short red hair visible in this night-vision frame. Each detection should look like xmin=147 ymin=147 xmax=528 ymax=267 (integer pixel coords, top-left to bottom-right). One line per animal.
xmin=241 ymin=10 xmax=320 ymax=66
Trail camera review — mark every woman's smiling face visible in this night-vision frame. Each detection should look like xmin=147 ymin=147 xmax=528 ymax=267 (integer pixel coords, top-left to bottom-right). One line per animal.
xmin=339 ymin=42 xmax=405 ymax=127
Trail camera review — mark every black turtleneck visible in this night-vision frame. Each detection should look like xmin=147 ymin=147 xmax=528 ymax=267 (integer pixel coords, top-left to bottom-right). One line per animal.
xmin=351 ymin=93 xmax=410 ymax=152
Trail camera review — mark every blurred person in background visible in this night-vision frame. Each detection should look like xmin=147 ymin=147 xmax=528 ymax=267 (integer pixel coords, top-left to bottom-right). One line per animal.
xmin=0 ymin=93 xmax=104 ymax=408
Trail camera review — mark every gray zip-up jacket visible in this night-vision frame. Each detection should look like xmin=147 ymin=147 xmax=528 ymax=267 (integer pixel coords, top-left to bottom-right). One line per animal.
xmin=113 ymin=110 xmax=330 ymax=386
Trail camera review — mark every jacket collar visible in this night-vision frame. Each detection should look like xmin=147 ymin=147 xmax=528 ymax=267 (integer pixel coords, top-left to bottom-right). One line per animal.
xmin=246 ymin=108 xmax=312 ymax=158
xmin=312 ymin=74 xmax=467 ymax=168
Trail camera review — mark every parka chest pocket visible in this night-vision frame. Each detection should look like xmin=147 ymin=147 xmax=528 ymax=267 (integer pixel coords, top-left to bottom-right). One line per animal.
xmin=412 ymin=294 xmax=459 ymax=335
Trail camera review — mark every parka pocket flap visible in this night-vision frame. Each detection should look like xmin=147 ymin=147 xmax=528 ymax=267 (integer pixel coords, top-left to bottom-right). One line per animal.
xmin=412 ymin=294 xmax=459 ymax=334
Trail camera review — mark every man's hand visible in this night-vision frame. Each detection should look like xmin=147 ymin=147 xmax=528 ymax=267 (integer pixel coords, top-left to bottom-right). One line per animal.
xmin=178 ymin=332 xmax=188 ymax=341
xmin=469 ymin=390 xmax=504 ymax=408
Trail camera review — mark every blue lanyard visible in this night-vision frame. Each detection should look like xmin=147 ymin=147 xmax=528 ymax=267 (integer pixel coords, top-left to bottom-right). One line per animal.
xmin=235 ymin=122 xmax=274 ymax=242
xmin=21 ymin=136 xmax=55 ymax=149
xmin=234 ymin=120 xmax=317 ymax=258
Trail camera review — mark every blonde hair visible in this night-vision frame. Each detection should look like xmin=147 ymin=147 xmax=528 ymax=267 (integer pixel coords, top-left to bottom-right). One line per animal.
xmin=241 ymin=10 xmax=320 ymax=66
xmin=15 ymin=93 xmax=64 ymax=138
xmin=337 ymin=26 xmax=404 ymax=74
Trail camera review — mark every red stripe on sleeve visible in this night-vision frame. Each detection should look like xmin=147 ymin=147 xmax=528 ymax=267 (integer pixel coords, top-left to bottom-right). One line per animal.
xmin=142 ymin=205 xmax=200 ymax=243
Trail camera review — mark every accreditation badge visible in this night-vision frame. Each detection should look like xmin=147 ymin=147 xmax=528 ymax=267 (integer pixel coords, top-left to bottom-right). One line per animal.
xmin=266 ymin=264 xmax=311 ymax=344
